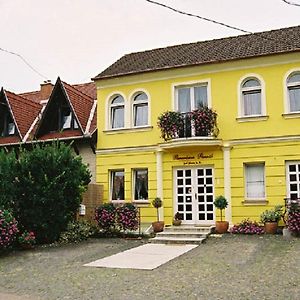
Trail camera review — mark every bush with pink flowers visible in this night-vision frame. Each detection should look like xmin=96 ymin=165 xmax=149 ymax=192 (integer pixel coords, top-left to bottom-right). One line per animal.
xmin=0 ymin=209 xmax=19 ymax=249
xmin=287 ymin=203 xmax=300 ymax=235
xmin=230 ymin=219 xmax=264 ymax=235
xmin=116 ymin=203 xmax=138 ymax=231
xmin=95 ymin=203 xmax=117 ymax=232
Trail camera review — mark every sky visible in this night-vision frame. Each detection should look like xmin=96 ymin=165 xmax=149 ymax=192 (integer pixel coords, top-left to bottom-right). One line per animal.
xmin=0 ymin=0 xmax=300 ymax=93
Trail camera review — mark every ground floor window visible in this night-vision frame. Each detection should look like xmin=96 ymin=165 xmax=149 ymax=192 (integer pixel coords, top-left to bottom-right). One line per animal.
xmin=111 ymin=170 xmax=124 ymax=201
xmin=286 ymin=162 xmax=300 ymax=199
xmin=244 ymin=163 xmax=265 ymax=199
xmin=133 ymin=169 xmax=148 ymax=200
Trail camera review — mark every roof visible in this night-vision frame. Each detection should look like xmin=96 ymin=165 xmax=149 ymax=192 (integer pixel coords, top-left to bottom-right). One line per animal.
xmin=0 ymin=79 xmax=97 ymax=146
xmin=1 ymin=90 xmax=42 ymax=142
xmin=94 ymin=25 xmax=300 ymax=80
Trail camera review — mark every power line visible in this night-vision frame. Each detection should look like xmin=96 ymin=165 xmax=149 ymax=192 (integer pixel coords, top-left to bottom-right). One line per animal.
xmin=0 ymin=47 xmax=48 ymax=80
xmin=282 ymin=0 xmax=300 ymax=7
xmin=145 ymin=0 xmax=252 ymax=34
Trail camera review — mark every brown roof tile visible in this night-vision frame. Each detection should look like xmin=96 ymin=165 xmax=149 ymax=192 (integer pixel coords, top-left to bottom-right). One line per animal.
xmin=73 ymin=82 xmax=97 ymax=100
xmin=94 ymin=25 xmax=300 ymax=80
xmin=38 ymin=129 xmax=83 ymax=141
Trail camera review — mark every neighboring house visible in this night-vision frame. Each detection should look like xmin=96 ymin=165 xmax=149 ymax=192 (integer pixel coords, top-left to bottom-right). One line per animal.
xmin=93 ymin=25 xmax=300 ymax=226
xmin=0 ymin=78 xmax=97 ymax=183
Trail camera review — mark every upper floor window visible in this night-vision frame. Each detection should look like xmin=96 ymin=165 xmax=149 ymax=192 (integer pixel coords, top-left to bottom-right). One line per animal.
xmin=59 ymin=106 xmax=78 ymax=130
xmin=0 ymin=104 xmax=15 ymax=137
xmin=176 ymin=84 xmax=208 ymax=113
xmin=241 ymin=78 xmax=262 ymax=116
xmin=133 ymin=93 xmax=148 ymax=127
xmin=287 ymin=72 xmax=300 ymax=113
xmin=110 ymin=95 xmax=124 ymax=129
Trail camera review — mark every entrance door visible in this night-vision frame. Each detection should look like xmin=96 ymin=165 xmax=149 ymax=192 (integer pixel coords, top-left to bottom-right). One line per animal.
xmin=174 ymin=167 xmax=215 ymax=225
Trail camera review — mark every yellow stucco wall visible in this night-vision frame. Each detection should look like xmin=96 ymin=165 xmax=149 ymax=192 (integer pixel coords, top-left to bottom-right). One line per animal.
xmin=95 ymin=52 xmax=300 ymax=225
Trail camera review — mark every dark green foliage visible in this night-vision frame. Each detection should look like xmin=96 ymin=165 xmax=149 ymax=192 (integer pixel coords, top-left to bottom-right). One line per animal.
xmin=58 ymin=220 xmax=97 ymax=244
xmin=0 ymin=150 xmax=18 ymax=210
xmin=213 ymin=195 xmax=228 ymax=222
xmin=13 ymin=143 xmax=91 ymax=243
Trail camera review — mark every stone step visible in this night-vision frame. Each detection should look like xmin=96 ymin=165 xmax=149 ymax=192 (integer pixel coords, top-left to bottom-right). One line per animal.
xmin=164 ymin=225 xmax=214 ymax=233
xmin=149 ymin=236 xmax=206 ymax=245
xmin=156 ymin=231 xmax=210 ymax=239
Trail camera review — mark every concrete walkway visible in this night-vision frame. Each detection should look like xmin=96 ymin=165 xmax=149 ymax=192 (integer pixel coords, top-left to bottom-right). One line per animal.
xmin=84 ymin=243 xmax=198 ymax=270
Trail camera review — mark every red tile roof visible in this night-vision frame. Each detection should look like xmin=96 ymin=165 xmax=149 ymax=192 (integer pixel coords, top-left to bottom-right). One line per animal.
xmin=73 ymin=82 xmax=97 ymax=100
xmin=19 ymin=90 xmax=44 ymax=103
xmin=94 ymin=25 xmax=300 ymax=80
xmin=38 ymin=130 xmax=83 ymax=141
xmin=0 ymin=135 xmax=21 ymax=145
xmin=4 ymin=90 xmax=42 ymax=139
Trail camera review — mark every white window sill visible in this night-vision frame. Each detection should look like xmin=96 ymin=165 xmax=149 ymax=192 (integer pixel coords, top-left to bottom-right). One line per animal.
xmin=242 ymin=200 xmax=268 ymax=206
xmin=104 ymin=126 xmax=153 ymax=134
xmin=111 ymin=200 xmax=125 ymax=204
xmin=132 ymin=200 xmax=150 ymax=205
xmin=236 ymin=115 xmax=269 ymax=122
xmin=282 ymin=112 xmax=300 ymax=119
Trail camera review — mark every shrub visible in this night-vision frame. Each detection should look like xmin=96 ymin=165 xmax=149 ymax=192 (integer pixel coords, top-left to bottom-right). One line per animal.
xmin=230 ymin=219 xmax=264 ymax=235
xmin=260 ymin=205 xmax=283 ymax=223
xmin=18 ymin=230 xmax=36 ymax=246
xmin=116 ymin=203 xmax=138 ymax=231
xmin=157 ymin=111 xmax=184 ymax=141
xmin=95 ymin=203 xmax=117 ymax=232
xmin=0 ymin=150 xmax=18 ymax=210
xmin=0 ymin=209 xmax=19 ymax=249
xmin=58 ymin=221 xmax=97 ymax=244
xmin=287 ymin=203 xmax=300 ymax=234
xmin=14 ymin=142 xmax=91 ymax=243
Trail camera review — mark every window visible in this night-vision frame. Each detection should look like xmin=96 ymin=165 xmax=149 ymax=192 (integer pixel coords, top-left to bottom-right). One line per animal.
xmin=0 ymin=104 xmax=15 ymax=137
xmin=286 ymin=162 xmax=300 ymax=200
xmin=111 ymin=170 xmax=125 ymax=201
xmin=176 ymin=84 xmax=208 ymax=113
xmin=133 ymin=93 xmax=148 ymax=126
xmin=110 ymin=95 xmax=124 ymax=129
xmin=241 ymin=78 xmax=262 ymax=116
xmin=59 ymin=106 xmax=78 ymax=130
xmin=133 ymin=169 xmax=148 ymax=200
xmin=287 ymin=72 xmax=300 ymax=113
xmin=245 ymin=163 xmax=265 ymax=199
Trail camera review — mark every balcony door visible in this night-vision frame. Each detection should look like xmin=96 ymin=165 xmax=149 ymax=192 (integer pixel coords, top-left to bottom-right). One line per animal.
xmin=174 ymin=167 xmax=215 ymax=225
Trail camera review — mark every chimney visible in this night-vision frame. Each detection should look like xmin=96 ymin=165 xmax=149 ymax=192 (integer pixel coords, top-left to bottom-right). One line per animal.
xmin=40 ymin=80 xmax=53 ymax=100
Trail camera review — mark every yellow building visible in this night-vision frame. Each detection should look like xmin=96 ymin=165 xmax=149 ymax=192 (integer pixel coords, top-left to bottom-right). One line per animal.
xmin=93 ymin=25 xmax=300 ymax=227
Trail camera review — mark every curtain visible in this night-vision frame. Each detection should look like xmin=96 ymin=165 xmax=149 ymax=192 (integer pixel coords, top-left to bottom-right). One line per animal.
xmin=134 ymin=104 xmax=148 ymax=126
xmin=112 ymin=107 xmax=124 ymax=128
xmin=243 ymin=91 xmax=261 ymax=116
xmin=289 ymin=88 xmax=300 ymax=112
xmin=246 ymin=164 xmax=265 ymax=198
xmin=178 ymin=88 xmax=191 ymax=113
xmin=194 ymin=86 xmax=208 ymax=108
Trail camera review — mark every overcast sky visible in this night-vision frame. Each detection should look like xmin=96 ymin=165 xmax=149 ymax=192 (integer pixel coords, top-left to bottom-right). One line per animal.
xmin=1 ymin=0 xmax=300 ymax=93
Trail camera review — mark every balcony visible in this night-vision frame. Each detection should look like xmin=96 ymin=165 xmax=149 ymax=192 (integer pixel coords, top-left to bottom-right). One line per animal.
xmin=157 ymin=108 xmax=220 ymax=149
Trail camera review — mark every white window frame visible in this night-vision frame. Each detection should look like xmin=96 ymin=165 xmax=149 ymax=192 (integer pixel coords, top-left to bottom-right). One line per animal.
xmin=238 ymin=74 xmax=266 ymax=119
xmin=244 ymin=163 xmax=266 ymax=201
xmin=132 ymin=92 xmax=149 ymax=127
xmin=110 ymin=169 xmax=125 ymax=202
xmin=172 ymin=79 xmax=211 ymax=112
xmin=132 ymin=168 xmax=149 ymax=201
xmin=284 ymin=70 xmax=300 ymax=114
xmin=286 ymin=161 xmax=300 ymax=200
xmin=109 ymin=95 xmax=125 ymax=129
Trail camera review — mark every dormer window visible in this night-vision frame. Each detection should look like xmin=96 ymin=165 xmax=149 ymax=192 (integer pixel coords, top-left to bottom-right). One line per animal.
xmin=59 ymin=106 xmax=78 ymax=130
xmin=0 ymin=103 xmax=15 ymax=137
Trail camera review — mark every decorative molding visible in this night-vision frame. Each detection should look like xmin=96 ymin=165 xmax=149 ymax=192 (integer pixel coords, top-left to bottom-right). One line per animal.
xmin=96 ymin=145 xmax=158 ymax=155
xmin=103 ymin=126 xmax=153 ymax=135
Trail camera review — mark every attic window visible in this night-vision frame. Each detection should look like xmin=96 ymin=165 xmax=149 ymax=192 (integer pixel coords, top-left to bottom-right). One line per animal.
xmin=59 ymin=106 xmax=78 ymax=130
xmin=0 ymin=111 xmax=15 ymax=137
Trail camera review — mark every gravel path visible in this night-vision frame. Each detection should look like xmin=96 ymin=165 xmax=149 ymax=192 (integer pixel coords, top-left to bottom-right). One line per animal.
xmin=0 ymin=235 xmax=299 ymax=300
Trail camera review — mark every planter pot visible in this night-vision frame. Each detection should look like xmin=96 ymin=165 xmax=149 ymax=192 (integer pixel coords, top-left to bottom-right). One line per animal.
xmin=264 ymin=222 xmax=278 ymax=234
xmin=282 ymin=227 xmax=292 ymax=239
xmin=215 ymin=221 xmax=229 ymax=234
xmin=172 ymin=219 xmax=182 ymax=226
xmin=152 ymin=221 xmax=164 ymax=233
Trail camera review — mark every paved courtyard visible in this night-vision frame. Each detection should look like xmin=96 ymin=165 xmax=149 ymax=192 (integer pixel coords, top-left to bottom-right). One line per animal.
xmin=0 ymin=234 xmax=299 ymax=300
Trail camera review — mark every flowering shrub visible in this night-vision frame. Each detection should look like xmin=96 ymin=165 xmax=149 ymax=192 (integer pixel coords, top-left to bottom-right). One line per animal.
xmin=287 ymin=203 xmax=300 ymax=234
xmin=0 ymin=209 xmax=19 ymax=249
xmin=18 ymin=230 xmax=36 ymax=246
xmin=58 ymin=221 xmax=97 ymax=244
xmin=230 ymin=219 xmax=264 ymax=235
xmin=95 ymin=203 xmax=117 ymax=232
xmin=116 ymin=203 xmax=138 ymax=231
xmin=190 ymin=106 xmax=219 ymax=137
xmin=157 ymin=111 xmax=184 ymax=141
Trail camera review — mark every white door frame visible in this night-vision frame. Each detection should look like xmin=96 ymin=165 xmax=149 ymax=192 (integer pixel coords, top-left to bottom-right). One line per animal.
xmin=173 ymin=166 xmax=215 ymax=225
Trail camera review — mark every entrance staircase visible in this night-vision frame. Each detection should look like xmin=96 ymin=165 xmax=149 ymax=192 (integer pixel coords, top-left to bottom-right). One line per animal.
xmin=149 ymin=225 xmax=214 ymax=245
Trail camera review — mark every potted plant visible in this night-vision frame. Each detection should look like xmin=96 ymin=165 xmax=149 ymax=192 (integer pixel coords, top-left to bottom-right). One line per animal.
xmin=172 ymin=212 xmax=182 ymax=226
xmin=213 ymin=195 xmax=229 ymax=233
xmin=151 ymin=197 xmax=164 ymax=232
xmin=157 ymin=111 xmax=184 ymax=141
xmin=260 ymin=205 xmax=283 ymax=234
